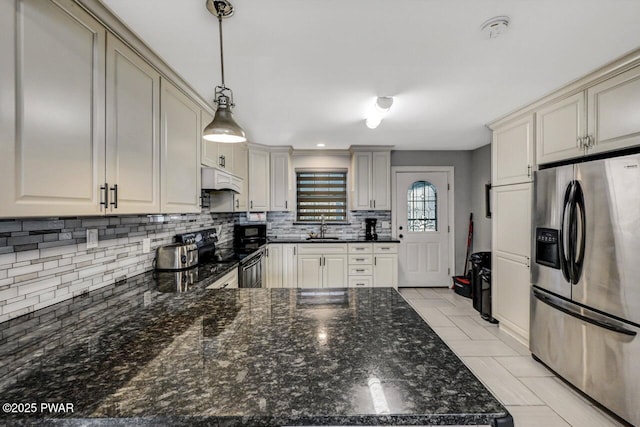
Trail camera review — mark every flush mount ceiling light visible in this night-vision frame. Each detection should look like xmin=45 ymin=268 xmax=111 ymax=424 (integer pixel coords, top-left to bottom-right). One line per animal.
xmin=202 ymin=0 xmax=247 ymax=143
xmin=316 ymin=143 xmax=326 ymax=147
xmin=480 ymin=16 xmax=510 ymax=39
xmin=365 ymin=96 xmax=394 ymax=129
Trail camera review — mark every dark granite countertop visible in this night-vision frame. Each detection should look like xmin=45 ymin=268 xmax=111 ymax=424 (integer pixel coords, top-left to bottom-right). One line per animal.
xmin=0 ymin=273 xmax=511 ymax=426
xmin=268 ymin=239 xmax=401 ymax=244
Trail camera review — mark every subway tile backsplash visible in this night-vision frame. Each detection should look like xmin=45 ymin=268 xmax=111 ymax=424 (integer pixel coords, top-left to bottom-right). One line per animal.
xmin=0 ymin=210 xmax=240 ymax=322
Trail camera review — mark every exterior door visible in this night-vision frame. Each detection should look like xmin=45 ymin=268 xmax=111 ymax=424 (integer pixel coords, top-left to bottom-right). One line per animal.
xmin=396 ymin=172 xmax=450 ymax=287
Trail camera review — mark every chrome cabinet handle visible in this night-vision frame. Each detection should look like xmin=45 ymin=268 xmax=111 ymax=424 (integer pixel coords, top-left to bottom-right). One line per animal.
xmin=373 ymin=200 xmax=376 ymax=208
xmin=236 ymin=198 xmax=239 ymax=209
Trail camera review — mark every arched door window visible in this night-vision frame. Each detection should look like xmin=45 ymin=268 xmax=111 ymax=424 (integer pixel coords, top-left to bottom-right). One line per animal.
xmin=407 ymin=181 xmax=437 ymax=232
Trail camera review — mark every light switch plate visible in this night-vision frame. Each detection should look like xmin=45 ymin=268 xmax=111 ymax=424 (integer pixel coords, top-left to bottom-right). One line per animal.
xmin=86 ymin=229 xmax=98 ymax=249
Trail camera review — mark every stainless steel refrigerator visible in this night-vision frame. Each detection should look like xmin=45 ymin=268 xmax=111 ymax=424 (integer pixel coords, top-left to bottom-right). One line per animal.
xmin=531 ymin=151 xmax=640 ymax=426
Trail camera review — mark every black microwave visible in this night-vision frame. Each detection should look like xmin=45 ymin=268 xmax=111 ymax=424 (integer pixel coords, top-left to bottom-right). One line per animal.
xmin=234 ymin=224 xmax=267 ymax=247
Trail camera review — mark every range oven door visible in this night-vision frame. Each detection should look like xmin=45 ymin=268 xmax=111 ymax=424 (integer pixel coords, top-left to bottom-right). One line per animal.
xmin=239 ymin=251 xmax=263 ymax=288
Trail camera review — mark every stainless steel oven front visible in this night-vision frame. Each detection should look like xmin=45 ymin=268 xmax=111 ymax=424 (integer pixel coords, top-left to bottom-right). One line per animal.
xmin=239 ymin=249 xmax=264 ymax=288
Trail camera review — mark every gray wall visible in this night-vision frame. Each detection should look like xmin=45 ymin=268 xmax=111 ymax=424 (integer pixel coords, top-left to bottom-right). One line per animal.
xmin=391 ymin=150 xmax=472 ymax=275
xmin=470 ymin=144 xmax=492 ymax=252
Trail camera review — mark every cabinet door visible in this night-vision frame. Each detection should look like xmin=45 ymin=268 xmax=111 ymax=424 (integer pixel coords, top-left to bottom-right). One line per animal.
xmin=588 ymin=65 xmax=640 ymax=155
xmin=493 ymin=254 xmax=530 ymax=343
xmin=217 ymin=143 xmax=234 ymax=173
xmin=201 ymin=110 xmax=220 ymax=168
xmin=536 ymin=92 xmax=586 ymax=165
xmin=323 ymin=254 xmax=348 ymax=287
xmin=371 ymin=151 xmax=391 ymax=210
xmin=492 ymin=183 xmax=532 ymax=262
xmin=373 ymin=254 xmax=398 ymax=288
xmin=233 ymin=143 xmax=248 ymax=211
xmin=160 ymin=79 xmax=201 ymax=213
xmin=297 ymin=254 xmax=322 ymax=288
xmin=0 ymin=0 xmax=106 ymax=218
xmin=265 ymin=244 xmax=282 ymax=288
xmin=106 ymin=33 xmax=160 ymax=214
xmin=351 ymin=152 xmax=372 ymax=210
xmin=492 ymin=114 xmax=534 ymax=186
xmin=248 ymin=149 xmax=270 ymax=211
xmin=282 ymin=244 xmax=298 ymax=288
xmin=270 ymin=151 xmax=291 ymax=211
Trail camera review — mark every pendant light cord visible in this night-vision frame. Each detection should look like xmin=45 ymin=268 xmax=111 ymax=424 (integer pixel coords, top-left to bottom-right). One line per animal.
xmin=217 ymin=13 xmax=225 ymax=88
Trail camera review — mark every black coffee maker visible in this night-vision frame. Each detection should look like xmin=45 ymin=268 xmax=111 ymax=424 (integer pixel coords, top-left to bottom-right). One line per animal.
xmin=365 ymin=218 xmax=378 ymax=241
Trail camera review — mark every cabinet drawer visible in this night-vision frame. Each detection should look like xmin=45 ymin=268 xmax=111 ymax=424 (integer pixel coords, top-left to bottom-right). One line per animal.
xmin=348 ymin=243 xmax=372 ymax=253
xmin=348 ymin=254 xmax=373 ymax=265
xmin=373 ymin=244 xmax=398 ymax=254
xmin=297 ymin=243 xmax=347 ymax=254
xmin=349 ymin=276 xmax=373 ymax=288
xmin=348 ymin=265 xmax=373 ymax=276
xmin=206 ymin=269 xmax=238 ymax=289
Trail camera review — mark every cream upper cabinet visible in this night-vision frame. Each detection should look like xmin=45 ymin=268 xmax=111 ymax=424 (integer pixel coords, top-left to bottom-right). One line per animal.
xmin=270 ymin=150 xmax=292 ymax=211
xmin=587 ymin=65 xmax=640 ymax=155
xmin=233 ymin=143 xmax=248 ymax=211
xmin=351 ymin=150 xmax=391 ymax=210
xmin=106 ymin=33 xmax=160 ymax=214
xmin=160 ymin=79 xmax=201 ymax=213
xmin=248 ymin=147 xmax=270 ymax=211
xmin=0 ymin=0 xmax=106 ymax=217
xmin=491 ymin=114 xmax=534 ymax=186
xmin=217 ymin=143 xmax=234 ymax=173
xmin=536 ymin=92 xmax=586 ymax=165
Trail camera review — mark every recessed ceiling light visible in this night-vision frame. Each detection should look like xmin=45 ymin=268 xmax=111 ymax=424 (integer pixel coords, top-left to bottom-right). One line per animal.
xmin=316 ymin=143 xmax=325 ymax=147
xmin=480 ymin=16 xmax=510 ymax=39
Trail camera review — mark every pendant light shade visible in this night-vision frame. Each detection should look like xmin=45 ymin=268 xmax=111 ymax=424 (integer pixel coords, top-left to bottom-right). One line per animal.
xmin=203 ymin=99 xmax=246 ymax=143
xmin=204 ymin=0 xmax=246 ymax=143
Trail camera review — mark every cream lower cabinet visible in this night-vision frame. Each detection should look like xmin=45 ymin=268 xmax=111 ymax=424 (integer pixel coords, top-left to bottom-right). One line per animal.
xmin=491 ymin=183 xmax=532 ymax=345
xmin=348 ymin=243 xmax=398 ymax=288
xmin=372 ymin=244 xmax=399 ymax=288
xmin=0 ymin=0 xmax=106 ymax=217
xmin=297 ymin=244 xmax=347 ymax=288
xmin=160 ymin=79 xmax=201 ymax=213
xmin=265 ymin=244 xmax=298 ymax=288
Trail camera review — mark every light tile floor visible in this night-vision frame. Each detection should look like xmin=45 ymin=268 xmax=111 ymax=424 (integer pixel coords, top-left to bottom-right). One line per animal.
xmin=398 ymin=287 xmax=626 ymax=427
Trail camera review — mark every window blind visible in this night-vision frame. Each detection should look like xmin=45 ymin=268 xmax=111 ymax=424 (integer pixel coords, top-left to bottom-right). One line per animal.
xmin=296 ymin=171 xmax=347 ymax=222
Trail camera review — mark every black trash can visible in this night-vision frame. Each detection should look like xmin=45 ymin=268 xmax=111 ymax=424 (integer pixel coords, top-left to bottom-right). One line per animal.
xmin=470 ymin=252 xmax=491 ymax=312
xmin=479 ymin=267 xmax=498 ymax=323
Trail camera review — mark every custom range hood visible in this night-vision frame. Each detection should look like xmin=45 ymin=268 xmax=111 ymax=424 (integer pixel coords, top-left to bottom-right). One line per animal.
xmin=201 ymin=167 xmax=242 ymax=193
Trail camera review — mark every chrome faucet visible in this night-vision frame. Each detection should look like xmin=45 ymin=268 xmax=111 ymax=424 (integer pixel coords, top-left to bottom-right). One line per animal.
xmin=320 ymin=215 xmax=327 ymax=238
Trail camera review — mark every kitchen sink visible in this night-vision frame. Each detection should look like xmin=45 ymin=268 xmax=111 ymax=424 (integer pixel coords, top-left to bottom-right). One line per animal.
xmin=306 ymin=237 xmax=340 ymax=241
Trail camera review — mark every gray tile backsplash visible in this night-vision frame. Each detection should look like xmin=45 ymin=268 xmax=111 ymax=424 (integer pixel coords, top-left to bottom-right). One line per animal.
xmin=0 ymin=209 xmax=392 ymax=322
xmin=263 ymin=211 xmax=392 ymax=240
xmin=0 ymin=210 xmax=241 ymax=322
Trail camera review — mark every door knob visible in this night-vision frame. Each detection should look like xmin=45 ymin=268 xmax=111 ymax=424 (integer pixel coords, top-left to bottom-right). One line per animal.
xmin=399 ymin=234 xmax=403 ymax=239
xmin=399 ymin=226 xmax=403 ymax=230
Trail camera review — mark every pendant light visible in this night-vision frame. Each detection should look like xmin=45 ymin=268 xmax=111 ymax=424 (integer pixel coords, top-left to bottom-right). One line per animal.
xmin=203 ymin=0 xmax=247 ymax=143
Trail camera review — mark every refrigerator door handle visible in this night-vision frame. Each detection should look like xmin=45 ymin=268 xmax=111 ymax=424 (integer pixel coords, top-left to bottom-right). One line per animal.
xmin=572 ymin=181 xmax=586 ymax=284
xmin=533 ymin=289 xmax=637 ymax=337
xmin=559 ymin=182 xmax=574 ymax=283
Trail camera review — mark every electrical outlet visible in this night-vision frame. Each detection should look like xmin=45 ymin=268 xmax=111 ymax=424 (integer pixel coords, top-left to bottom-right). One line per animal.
xmin=361 ymin=222 xmax=366 ymax=229
xmin=86 ymin=229 xmax=98 ymax=249
xmin=142 ymin=238 xmax=151 ymax=253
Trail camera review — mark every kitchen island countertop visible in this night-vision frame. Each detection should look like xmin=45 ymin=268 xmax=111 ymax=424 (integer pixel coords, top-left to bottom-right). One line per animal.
xmin=0 ymin=274 xmax=511 ymax=426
